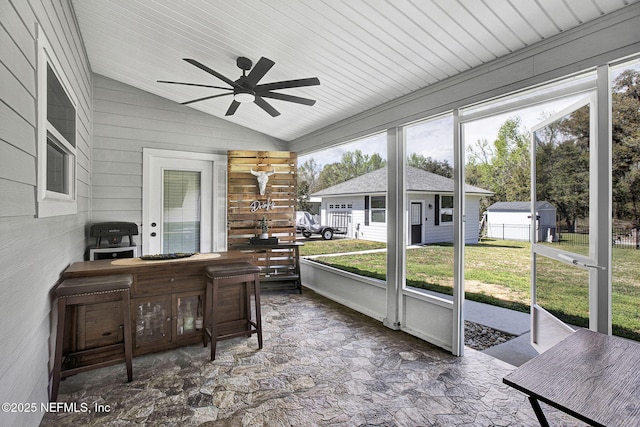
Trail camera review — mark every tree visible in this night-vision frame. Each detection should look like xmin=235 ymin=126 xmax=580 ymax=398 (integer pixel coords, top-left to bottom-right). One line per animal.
xmin=465 ymin=116 xmax=530 ymax=208
xmin=555 ymin=69 xmax=640 ymax=225
xmin=316 ymin=150 xmax=386 ymax=190
xmin=407 ymin=153 xmax=453 ymax=177
xmin=535 ymin=111 xmax=590 ymax=231
xmin=296 ymin=158 xmax=321 ymax=211
xmin=611 ymin=70 xmax=640 ymax=224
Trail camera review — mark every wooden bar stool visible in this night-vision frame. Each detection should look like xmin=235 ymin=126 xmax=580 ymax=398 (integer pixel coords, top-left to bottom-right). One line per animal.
xmin=50 ymin=274 xmax=134 ymax=401
xmin=204 ymin=262 xmax=262 ymax=360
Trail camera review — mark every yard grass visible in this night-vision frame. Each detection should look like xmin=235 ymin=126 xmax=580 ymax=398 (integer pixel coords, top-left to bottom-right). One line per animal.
xmin=300 ymin=238 xmax=640 ymax=341
xmin=298 ymin=238 xmax=386 ymax=256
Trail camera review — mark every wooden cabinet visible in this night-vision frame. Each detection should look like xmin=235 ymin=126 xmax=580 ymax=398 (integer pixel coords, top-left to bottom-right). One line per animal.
xmin=130 ymin=265 xmax=205 ymax=354
xmin=61 ymin=252 xmax=249 ymax=358
xmin=231 ymin=242 xmax=302 ymax=293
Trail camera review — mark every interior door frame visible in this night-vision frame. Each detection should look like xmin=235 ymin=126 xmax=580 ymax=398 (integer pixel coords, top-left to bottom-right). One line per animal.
xmin=142 ymin=148 xmax=227 ymax=255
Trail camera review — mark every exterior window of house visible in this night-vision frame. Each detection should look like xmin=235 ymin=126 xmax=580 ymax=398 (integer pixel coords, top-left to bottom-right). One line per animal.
xmin=370 ymin=195 xmax=386 ymax=223
xmin=440 ymin=195 xmax=453 ymax=223
xmin=37 ymin=25 xmax=77 ymax=217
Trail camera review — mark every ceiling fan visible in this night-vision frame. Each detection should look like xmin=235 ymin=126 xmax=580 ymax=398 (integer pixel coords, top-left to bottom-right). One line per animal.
xmin=158 ymin=56 xmax=320 ymax=117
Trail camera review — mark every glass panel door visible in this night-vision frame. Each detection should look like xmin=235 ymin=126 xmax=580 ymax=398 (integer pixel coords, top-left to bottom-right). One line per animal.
xmin=144 ymin=156 xmax=212 ymax=255
xmin=410 ymin=202 xmax=422 ymax=244
xmin=163 ymin=170 xmax=202 ymax=253
xmin=531 ymin=94 xmax=601 ymax=352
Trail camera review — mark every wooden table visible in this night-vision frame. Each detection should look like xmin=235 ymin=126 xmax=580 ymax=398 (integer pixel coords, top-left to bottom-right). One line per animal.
xmin=503 ymin=329 xmax=640 ymax=427
xmin=62 ymin=252 xmax=247 ymax=278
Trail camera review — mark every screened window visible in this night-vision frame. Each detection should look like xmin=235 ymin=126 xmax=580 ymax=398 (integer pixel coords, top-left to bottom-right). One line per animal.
xmin=37 ymin=26 xmax=77 ymax=217
xmin=47 ymin=64 xmax=76 ymax=147
xmin=440 ymin=195 xmax=453 ymax=223
xmin=371 ymin=196 xmax=386 ymax=223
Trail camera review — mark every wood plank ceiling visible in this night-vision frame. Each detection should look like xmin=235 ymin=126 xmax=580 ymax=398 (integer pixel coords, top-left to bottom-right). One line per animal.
xmin=71 ymin=0 xmax=636 ymax=141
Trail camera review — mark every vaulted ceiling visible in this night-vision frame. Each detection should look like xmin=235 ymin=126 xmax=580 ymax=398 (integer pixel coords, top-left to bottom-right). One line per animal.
xmin=71 ymin=0 xmax=637 ymax=141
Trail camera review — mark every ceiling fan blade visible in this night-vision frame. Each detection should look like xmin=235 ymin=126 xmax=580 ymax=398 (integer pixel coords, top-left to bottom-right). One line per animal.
xmin=225 ymin=100 xmax=241 ymax=116
xmin=157 ymin=80 xmax=233 ymax=91
xmin=243 ymin=57 xmax=275 ymax=89
xmin=254 ymin=96 xmax=280 ymax=117
xmin=258 ymin=91 xmax=316 ymax=106
xmin=181 ymin=92 xmax=232 ymax=105
xmin=183 ymin=58 xmax=241 ymax=88
xmin=255 ymin=77 xmax=320 ymax=92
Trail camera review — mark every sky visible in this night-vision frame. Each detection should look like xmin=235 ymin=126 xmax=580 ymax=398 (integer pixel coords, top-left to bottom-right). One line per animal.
xmin=298 ymin=96 xmax=580 ymax=169
xmin=298 ymin=61 xmax=640 ymax=170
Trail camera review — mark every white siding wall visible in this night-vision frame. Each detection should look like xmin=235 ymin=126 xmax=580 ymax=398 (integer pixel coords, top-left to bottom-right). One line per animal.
xmin=486 ymin=211 xmax=531 ymax=241
xmin=0 ymin=1 xmax=91 ymax=425
xmin=91 ymin=75 xmax=286 ymax=250
xmin=421 ymin=195 xmax=482 ymax=245
xmin=486 ymin=206 xmax=556 ymax=242
xmin=321 ymin=194 xmax=389 ymax=243
xmin=464 ymin=196 xmax=482 ymax=244
xmin=321 ymin=196 xmax=388 ymax=242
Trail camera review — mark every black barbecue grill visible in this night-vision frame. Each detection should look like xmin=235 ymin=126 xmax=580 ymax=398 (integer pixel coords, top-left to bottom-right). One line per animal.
xmin=90 ymin=222 xmax=138 ymax=247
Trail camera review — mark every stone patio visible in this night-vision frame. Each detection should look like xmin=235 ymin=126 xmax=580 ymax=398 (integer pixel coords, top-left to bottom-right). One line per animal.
xmin=41 ymin=289 xmax=586 ymax=426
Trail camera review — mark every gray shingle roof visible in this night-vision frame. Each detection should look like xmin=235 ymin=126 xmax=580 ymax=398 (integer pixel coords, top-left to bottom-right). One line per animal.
xmin=311 ymin=166 xmax=492 ymax=197
xmin=486 ymin=201 xmax=555 ymax=211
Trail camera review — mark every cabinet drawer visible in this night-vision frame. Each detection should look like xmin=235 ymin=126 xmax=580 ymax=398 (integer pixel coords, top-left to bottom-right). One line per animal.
xmin=134 ymin=270 xmax=204 ymax=295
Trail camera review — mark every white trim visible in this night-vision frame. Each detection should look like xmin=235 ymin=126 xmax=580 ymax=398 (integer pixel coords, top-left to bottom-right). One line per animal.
xmin=458 ymin=76 xmax=597 ymax=123
xmin=36 ymin=24 xmax=78 ymax=218
xmin=142 ymin=148 xmax=227 ymax=254
xmin=452 ymin=108 xmax=465 ymax=357
xmin=384 ymin=127 xmax=404 ymax=330
xmin=530 ymin=93 xmax=600 ymax=352
xmin=594 ymin=64 xmax=612 ymax=334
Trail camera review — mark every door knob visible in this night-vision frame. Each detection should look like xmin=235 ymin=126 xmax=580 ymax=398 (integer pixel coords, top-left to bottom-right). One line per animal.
xmin=151 ymin=232 xmax=157 ymax=237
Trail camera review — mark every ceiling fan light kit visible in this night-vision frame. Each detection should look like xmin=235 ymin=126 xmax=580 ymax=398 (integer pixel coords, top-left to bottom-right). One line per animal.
xmin=233 ymin=92 xmax=255 ymax=103
xmin=158 ymin=56 xmax=320 ymax=117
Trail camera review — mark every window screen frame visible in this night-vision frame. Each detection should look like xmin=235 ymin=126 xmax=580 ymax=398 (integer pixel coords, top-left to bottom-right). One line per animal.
xmin=36 ymin=24 xmax=78 ymax=218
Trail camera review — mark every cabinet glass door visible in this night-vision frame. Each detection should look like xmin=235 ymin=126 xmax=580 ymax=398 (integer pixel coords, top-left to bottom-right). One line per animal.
xmin=134 ymin=296 xmax=171 ymax=349
xmin=175 ymin=293 xmax=203 ymax=339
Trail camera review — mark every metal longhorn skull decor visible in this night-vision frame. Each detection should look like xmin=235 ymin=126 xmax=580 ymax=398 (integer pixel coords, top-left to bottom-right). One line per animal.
xmin=250 ymin=168 xmax=276 ymax=196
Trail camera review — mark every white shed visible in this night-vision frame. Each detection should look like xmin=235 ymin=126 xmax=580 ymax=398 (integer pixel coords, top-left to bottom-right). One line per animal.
xmin=485 ymin=201 xmax=557 ymax=242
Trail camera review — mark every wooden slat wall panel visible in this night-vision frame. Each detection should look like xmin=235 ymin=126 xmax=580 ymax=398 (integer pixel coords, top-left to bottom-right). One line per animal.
xmin=227 ymin=150 xmax=297 ymax=247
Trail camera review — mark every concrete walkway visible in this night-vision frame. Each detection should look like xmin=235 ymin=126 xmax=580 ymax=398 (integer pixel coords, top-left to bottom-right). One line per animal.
xmin=418 ymin=288 xmax=538 ymax=366
xmin=464 ymin=298 xmax=539 ymax=366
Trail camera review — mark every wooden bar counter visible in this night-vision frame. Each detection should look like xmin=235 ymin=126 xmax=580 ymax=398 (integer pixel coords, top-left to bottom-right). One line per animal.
xmin=61 ymin=252 xmax=250 ymax=357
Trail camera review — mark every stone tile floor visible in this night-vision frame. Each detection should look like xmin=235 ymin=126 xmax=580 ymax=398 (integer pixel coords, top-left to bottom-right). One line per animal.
xmin=41 ymin=290 xmax=586 ymax=426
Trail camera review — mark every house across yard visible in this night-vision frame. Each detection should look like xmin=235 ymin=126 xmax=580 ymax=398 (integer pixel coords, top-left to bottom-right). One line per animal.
xmin=311 ymin=166 xmax=492 ymax=245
